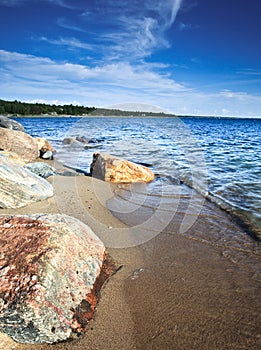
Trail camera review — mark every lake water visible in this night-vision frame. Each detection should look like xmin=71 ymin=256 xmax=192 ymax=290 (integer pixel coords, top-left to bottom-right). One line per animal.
xmin=15 ymin=116 xmax=261 ymax=238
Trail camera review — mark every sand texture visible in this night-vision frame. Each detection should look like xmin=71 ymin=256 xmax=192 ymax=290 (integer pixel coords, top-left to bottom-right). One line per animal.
xmin=0 ymin=172 xmax=260 ymax=350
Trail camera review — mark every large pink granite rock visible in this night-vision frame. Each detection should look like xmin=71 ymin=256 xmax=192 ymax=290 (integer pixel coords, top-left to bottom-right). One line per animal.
xmin=0 ymin=155 xmax=53 ymax=208
xmin=0 ymin=128 xmax=38 ymax=163
xmin=90 ymin=152 xmax=155 ymax=183
xmin=0 ymin=214 xmax=106 ymax=344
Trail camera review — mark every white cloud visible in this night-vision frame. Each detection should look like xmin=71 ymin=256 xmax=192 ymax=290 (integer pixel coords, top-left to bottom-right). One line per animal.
xmin=236 ymin=69 xmax=261 ymax=76
xmin=0 ymin=50 xmax=260 ymax=117
xmin=4 ymin=1 xmax=184 ymax=62
xmin=78 ymin=0 xmax=185 ymax=60
xmin=39 ymin=36 xmax=94 ymax=51
xmin=56 ymin=18 xmax=86 ymax=33
xmin=177 ymin=21 xmax=199 ymax=31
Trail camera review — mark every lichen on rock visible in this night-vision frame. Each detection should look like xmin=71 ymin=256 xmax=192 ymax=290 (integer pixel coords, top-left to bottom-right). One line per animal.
xmin=0 ymin=214 xmax=115 ymax=344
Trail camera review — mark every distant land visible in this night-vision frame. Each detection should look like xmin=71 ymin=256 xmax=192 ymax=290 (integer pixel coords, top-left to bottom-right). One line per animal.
xmin=0 ymin=98 xmax=176 ymax=118
xmin=1 ymin=98 xmax=259 ymax=119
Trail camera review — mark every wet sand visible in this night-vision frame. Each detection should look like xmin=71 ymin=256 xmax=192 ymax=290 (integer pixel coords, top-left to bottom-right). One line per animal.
xmin=0 ymin=173 xmax=260 ymax=350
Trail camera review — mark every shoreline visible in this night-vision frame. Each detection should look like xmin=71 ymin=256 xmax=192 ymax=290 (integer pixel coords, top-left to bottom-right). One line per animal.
xmin=1 ymin=167 xmax=260 ymax=349
xmin=8 ymin=114 xmax=261 ymax=119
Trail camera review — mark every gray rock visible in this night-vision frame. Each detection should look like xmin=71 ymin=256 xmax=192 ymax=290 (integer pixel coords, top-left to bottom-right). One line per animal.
xmin=24 ymin=162 xmax=57 ymax=178
xmin=0 ymin=214 xmax=105 ymax=344
xmin=41 ymin=150 xmax=53 ymax=160
xmin=62 ymin=137 xmax=77 ymax=145
xmin=0 ymin=116 xmax=25 ymax=132
xmin=0 ymin=155 xmax=53 ymax=208
xmin=76 ymin=135 xmax=89 ymax=144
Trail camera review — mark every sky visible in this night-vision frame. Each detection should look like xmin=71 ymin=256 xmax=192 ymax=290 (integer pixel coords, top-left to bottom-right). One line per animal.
xmin=0 ymin=0 xmax=260 ymax=117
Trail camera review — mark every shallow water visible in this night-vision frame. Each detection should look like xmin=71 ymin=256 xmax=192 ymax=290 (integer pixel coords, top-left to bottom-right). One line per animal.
xmin=16 ymin=116 xmax=261 ymax=237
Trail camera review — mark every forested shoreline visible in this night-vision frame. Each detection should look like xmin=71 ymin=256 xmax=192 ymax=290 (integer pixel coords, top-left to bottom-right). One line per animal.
xmin=0 ymin=99 xmax=175 ymax=117
xmin=0 ymin=99 xmax=96 ymax=116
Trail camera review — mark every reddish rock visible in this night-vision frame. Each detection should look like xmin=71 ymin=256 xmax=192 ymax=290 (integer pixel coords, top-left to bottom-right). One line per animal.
xmin=0 ymin=128 xmax=38 ymax=163
xmin=0 ymin=214 xmax=114 ymax=344
xmin=90 ymin=152 xmax=155 ymax=183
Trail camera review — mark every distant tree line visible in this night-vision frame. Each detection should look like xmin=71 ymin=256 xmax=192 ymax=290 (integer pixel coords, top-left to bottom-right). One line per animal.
xmin=92 ymin=108 xmax=174 ymax=117
xmin=0 ymin=98 xmax=177 ymax=117
xmin=0 ymin=99 xmax=96 ymax=116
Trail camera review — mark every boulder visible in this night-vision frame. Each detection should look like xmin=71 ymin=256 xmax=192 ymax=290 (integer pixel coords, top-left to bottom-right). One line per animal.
xmin=24 ymin=162 xmax=57 ymax=178
xmin=76 ymin=136 xmax=89 ymax=144
xmin=35 ymin=137 xmax=55 ymax=157
xmin=0 ymin=116 xmax=25 ymax=132
xmin=62 ymin=137 xmax=77 ymax=145
xmin=0 ymin=155 xmax=53 ymax=208
xmin=0 ymin=214 xmax=108 ymax=344
xmin=0 ymin=128 xmax=38 ymax=163
xmin=90 ymin=152 xmax=155 ymax=183
xmin=0 ymin=150 xmax=26 ymax=166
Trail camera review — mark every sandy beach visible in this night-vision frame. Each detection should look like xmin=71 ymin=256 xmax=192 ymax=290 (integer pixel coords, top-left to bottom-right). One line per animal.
xmin=0 ymin=170 xmax=260 ymax=350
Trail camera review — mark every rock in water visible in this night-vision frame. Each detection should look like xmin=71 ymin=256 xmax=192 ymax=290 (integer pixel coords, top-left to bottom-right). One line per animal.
xmin=24 ymin=162 xmax=57 ymax=178
xmin=0 ymin=214 xmax=106 ymax=344
xmin=90 ymin=152 xmax=155 ymax=183
xmin=0 ymin=155 xmax=53 ymax=208
xmin=0 ymin=128 xmax=38 ymax=163
xmin=76 ymin=136 xmax=89 ymax=144
xmin=0 ymin=116 xmax=25 ymax=132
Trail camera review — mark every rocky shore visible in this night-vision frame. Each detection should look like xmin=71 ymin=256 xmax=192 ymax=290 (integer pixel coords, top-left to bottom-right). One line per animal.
xmin=0 ymin=116 xmax=260 ymax=350
xmin=0 ymin=115 xmax=156 ymax=347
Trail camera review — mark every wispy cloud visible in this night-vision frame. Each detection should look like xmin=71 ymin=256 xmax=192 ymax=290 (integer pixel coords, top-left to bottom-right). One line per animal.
xmin=101 ymin=16 xmax=168 ymax=60
xmin=39 ymin=36 xmax=94 ymax=51
xmin=57 ymin=17 xmax=86 ymax=33
xmin=177 ymin=21 xmax=199 ymax=31
xmin=236 ymin=69 xmax=261 ymax=76
xmin=95 ymin=0 xmax=184 ymax=60
xmin=4 ymin=1 xmax=184 ymax=62
xmin=50 ymin=0 xmax=183 ymax=61
xmin=0 ymin=49 xmax=260 ymax=117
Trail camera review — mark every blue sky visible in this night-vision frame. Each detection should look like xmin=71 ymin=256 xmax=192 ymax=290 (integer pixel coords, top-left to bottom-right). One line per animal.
xmin=0 ymin=0 xmax=260 ymax=116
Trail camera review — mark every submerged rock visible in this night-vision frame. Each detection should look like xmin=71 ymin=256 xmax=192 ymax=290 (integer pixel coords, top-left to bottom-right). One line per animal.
xmin=90 ymin=152 xmax=155 ymax=183
xmin=0 ymin=155 xmax=53 ymax=208
xmin=76 ymin=136 xmax=89 ymax=144
xmin=62 ymin=137 xmax=78 ymax=145
xmin=0 ymin=116 xmax=25 ymax=132
xmin=0 ymin=214 xmax=109 ymax=344
xmin=24 ymin=162 xmax=57 ymax=178
xmin=0 ymin=128 xmax=38 ymax=163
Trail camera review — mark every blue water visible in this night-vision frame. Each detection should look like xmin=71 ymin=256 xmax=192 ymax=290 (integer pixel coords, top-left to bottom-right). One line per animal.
xmin=15 ymin=116 xmax=261 ymax=235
